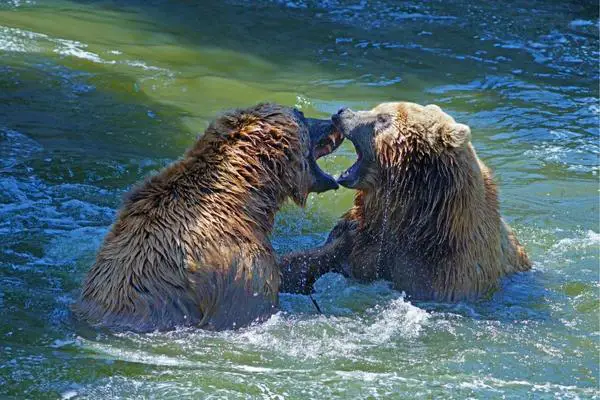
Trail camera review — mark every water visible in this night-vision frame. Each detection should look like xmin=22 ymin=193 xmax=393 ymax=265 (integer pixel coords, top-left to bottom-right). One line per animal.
xmin=0 ymin=0 xmax=598 ymax=398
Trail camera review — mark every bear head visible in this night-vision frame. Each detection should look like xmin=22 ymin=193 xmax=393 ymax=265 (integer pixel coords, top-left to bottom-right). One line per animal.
xmin=332 ymin=102 xmax=472 ymax=191
xmin=198 ymin=104 xmax=344 ymax=207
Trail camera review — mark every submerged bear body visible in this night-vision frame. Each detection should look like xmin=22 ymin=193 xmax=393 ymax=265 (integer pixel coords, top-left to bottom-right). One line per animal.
xmin=75 ymin=104 xmax=340 ymax=331
xmin=281 ymin=102 xmax=531 ymax=301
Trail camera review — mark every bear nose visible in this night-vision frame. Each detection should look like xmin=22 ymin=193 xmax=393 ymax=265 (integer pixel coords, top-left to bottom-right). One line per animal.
xmin=332 ymin=107 xmax=353 ymax=126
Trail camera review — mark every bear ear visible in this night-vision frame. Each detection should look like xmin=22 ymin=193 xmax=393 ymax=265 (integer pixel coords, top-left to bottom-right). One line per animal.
xmin=443 ymin=122 xmax=471 ymax=148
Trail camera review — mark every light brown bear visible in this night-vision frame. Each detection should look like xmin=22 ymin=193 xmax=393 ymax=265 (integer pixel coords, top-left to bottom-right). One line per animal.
xmin=280 ymin=102 xmax=531 ymax=301
xmin=74 ymin=103 xmax=343 ymax=332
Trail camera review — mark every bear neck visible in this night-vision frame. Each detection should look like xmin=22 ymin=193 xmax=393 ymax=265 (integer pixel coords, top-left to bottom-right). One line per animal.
xmin=183 ymin=155 xmax=293 ymax=244
xmin=361 ymin=148 xmax=494 ymax=260
xmin=124 ymin=139 xmax=299 ymax=252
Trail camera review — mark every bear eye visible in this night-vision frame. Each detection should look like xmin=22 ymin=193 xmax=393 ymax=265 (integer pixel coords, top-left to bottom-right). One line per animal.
xmin=376 ymin=114 xmax=392 ymax=127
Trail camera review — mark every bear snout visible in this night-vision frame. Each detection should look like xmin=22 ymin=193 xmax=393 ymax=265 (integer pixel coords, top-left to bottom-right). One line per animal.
xmin=332 ymin=107 xmax=355 ymax=130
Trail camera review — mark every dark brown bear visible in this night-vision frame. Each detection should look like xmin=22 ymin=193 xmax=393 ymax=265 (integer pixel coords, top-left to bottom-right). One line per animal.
xmin=280 ymin=102 xmax=531 ymax=301
xmin=74 ymin=103 xmax=342 ymax=331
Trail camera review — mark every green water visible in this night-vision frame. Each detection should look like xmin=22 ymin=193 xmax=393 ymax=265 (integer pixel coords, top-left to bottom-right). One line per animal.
xmin=0 ymin=0 xmax=598 ymax=398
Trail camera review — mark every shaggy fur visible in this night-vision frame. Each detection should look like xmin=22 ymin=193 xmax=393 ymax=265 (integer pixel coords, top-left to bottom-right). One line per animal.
xmin=75 ymin=103 xmax=333 ymax=331
xmin=280 ymin=102 xmax=531 ymax=301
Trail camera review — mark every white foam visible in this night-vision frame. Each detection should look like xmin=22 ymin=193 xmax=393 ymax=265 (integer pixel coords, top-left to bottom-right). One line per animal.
xmin=60 ymin=390 xmax=78 ymax=400
xmin=554 ymin=230 xmax=600 ymax=251
xmin=523 ymin=142 xmax=599 ymax=173
xmin=79 ymin=338 xmax=199 ymax=367
xmin=569 ymin=20 xmax=595 ymax=28
xmin=456 ymin=379 xmax=501 ymax=392
xmin=124 ymin=60 xmax=171 ymax=74
xmin=365 ymin=296 xmax=429 ymax=341
xmin=0 ymin=25 xmax=172 ymax=78
xmin=53 ymin=38 xmax=111 ymax=64
xmin=224 ymin=293 xmax=429 ymax=361
xmin=0 ymin=26 xmax=46 ymax=53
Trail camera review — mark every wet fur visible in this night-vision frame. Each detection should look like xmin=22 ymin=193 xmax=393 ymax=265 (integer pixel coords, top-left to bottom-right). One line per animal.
xmin=281 ymin=102 xmax=531 ymax=301
xmin=74 ymin=104 xmax=313 ymax=331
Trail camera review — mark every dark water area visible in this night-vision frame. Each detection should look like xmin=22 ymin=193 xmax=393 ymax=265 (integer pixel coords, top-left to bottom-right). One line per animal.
xmin=0 ymin=0 xmax=598 ymax=398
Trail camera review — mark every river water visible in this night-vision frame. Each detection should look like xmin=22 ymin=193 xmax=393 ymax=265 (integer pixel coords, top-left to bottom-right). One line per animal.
xmin=0 ymin=0 xmax=598 ymax=398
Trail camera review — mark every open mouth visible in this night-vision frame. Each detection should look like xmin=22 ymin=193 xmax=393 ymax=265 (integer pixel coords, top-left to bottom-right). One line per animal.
xmin=337 ymin=142 xmax=362 ymax=187
xmin=331 ymin=118 xmax=364 ymax=189
xmin=313 ymin=127 xmax=344 ymax=160
xmin=307 ymin=119 xmax=345 ymax=194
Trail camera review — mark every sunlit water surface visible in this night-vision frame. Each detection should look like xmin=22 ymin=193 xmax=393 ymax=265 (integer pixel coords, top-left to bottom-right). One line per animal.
xmin=0 ymin=0 xmax=598 ymax=398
